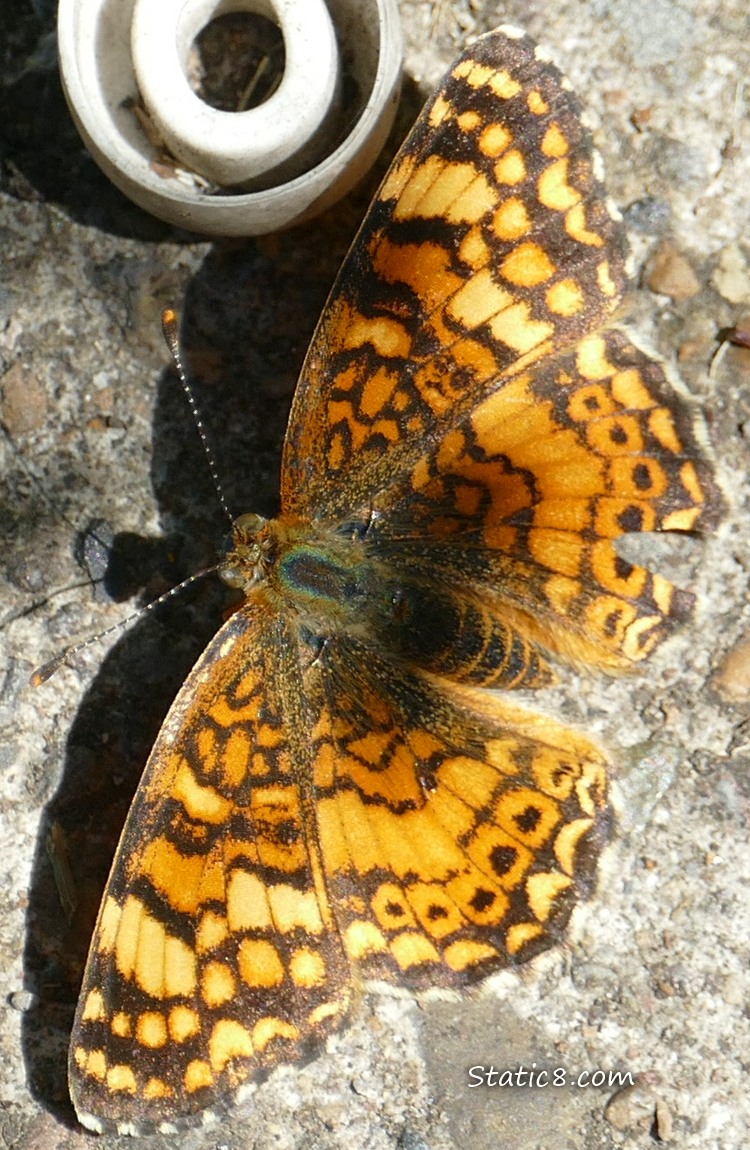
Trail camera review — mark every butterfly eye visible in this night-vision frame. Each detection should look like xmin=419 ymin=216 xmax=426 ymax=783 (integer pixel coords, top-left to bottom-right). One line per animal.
xmin=232 ymin=512 xmax=268 ymax=543
xmin=217 ymin=557 xmax=247 ymax=590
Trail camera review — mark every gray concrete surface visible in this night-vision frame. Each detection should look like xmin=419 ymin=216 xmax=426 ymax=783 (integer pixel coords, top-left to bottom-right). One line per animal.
xmin=1 ymin=1 xmax=749 ymax=1147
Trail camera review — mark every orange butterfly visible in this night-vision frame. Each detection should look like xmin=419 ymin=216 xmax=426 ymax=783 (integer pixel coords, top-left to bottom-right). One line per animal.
xmin=64 ymin=27 xmax=720 ymax=1134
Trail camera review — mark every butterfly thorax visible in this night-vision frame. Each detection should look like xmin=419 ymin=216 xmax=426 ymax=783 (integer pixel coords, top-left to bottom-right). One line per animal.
xmin=219 ymin=511 xmax=381 ymax=631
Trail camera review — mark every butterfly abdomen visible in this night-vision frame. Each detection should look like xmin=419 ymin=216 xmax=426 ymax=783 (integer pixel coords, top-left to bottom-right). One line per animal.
xmin=376 ymin=578 xmax=555 ymax=689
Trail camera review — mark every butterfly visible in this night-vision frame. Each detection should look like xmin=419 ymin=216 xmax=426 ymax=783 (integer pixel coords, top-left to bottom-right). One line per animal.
xmin=65 ymin=26 xmax=721 ymax=1134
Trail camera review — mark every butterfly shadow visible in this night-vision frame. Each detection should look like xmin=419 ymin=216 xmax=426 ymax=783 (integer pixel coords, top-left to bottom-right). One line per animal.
xmin=19 ymin=215 xmax=361 ymax=1125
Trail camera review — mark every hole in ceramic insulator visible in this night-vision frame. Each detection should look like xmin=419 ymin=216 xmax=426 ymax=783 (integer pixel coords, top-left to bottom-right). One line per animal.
xmin=191 ymin=11 xmax=286 ymax=112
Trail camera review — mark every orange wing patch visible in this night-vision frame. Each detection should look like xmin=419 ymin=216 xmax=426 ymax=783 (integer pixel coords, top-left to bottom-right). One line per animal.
xmin=65 ymin=26 xmax=721 ymax=1136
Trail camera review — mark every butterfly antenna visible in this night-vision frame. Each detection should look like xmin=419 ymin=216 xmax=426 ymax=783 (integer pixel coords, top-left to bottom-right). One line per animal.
xmin=161 ymin=307 xmax=235 ymax=527
xmin=30 ymin=564 xmax=219 ymax=686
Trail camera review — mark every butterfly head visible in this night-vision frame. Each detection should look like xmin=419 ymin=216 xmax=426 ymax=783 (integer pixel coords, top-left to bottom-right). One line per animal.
xmin=218 ymin=512 xmax=275 ymax=594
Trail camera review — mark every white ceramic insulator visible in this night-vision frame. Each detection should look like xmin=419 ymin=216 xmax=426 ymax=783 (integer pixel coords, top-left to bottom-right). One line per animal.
xmin=57 ymin=0 xmax=403 ymax=235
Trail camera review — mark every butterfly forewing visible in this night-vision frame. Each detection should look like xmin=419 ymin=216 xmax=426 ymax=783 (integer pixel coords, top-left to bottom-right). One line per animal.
xmin=282 ymin=28 xmax=629 ymax=519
